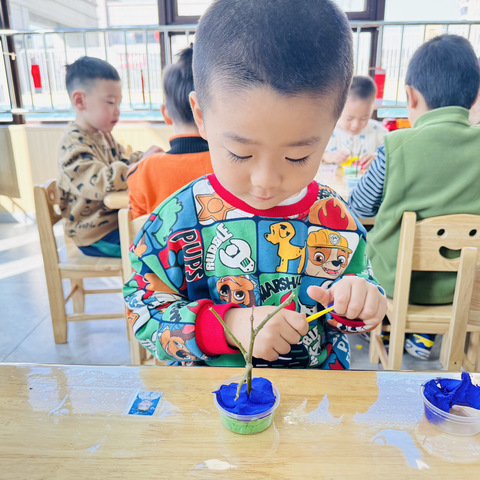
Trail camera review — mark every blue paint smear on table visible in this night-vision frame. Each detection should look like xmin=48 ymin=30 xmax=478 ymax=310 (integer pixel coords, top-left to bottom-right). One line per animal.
xmin=353 ymin=372 xmax=456 ymax=426
xmin=374 ymin=429 xmax=423 ymax=468
xmin=305 ymin=395 xmax=343 ymax=424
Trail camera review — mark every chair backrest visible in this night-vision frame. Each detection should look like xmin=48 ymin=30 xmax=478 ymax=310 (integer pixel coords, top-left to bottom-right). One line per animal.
xmin=34 ymin=179 xmax=62 ymax=266
xmin=394 ymin=212 xmax=480 ymax=323
xmin=411 ymin=213 xmax=480 ymax=272
xmin=118 ymin=208 xmax=148 ymax=282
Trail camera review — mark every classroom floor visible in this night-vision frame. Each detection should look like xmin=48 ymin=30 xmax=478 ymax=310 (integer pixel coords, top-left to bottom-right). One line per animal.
xmin=0 ymin=218 xmax=442 ymax=370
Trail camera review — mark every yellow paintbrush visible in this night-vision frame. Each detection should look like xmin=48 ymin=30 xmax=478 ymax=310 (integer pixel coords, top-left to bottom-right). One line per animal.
xmin=306 ymin=305 xmax=335 ymax=323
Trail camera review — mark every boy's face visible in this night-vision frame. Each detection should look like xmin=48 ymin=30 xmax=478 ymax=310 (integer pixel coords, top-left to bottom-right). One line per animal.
xmin=337 ymin=96 xmax=374 ymax=136
xmin=77 ymin=79 xmax=122 ymax=134
xmin=191 ymin=86 xmax=337 ymax=210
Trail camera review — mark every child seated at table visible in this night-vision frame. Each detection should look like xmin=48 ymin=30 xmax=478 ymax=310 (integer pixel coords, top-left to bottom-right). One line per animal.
xmin=349 ymin=34 xmax=480 ymax=359
xmin=123 ymin=0 xmax=387 ymax=369
xmin=320 ymin=75 xmax=387 ymax=170
xmin=127 ymin=45 xmax=212 ymax=219
xmin=57 ymin=56 xmax=160 ymax=257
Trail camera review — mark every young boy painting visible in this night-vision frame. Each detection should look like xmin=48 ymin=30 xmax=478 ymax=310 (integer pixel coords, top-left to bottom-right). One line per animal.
xmin=349 ymin=34 xmax=480 ymax=359
xmin=123 ymin=0 xmax=387 ymax=368
xmin=321 ymin=75 xmax=387 ymax=169
xmin=57 ymin=56 xmax=160 ymax=257
xmin=127 ymin=45 xmax=212 ymax=219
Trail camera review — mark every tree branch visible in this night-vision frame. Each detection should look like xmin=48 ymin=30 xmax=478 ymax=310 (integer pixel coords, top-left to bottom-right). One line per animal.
xmin=211 ymin=291 xmax=295 ymax=399
xmin=209 ymin=308 xmax=248 ymax=357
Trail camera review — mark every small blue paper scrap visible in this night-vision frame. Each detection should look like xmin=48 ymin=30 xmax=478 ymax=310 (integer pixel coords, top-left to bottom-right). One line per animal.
xmin=126 ymin=390 xmax=163 ymax=416
xmin=423 ymin=372 xmax=480 ymax=413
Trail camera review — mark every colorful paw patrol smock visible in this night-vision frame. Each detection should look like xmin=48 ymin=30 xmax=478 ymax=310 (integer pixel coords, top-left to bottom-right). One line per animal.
xmin=123 ymin=174 xmax=382 ymax=369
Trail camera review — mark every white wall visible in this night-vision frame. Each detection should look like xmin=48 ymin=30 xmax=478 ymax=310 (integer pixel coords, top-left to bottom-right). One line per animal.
xmin=0 ymin=122 xmax=174 ymax=215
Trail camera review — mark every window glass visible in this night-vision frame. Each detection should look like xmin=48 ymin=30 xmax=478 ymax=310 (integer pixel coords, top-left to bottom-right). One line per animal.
xmin=176 ymin=0 xmax=213 ymax=17
xmin=7 ymin=0 xmax=101 ymax=29
xmin=106 ymin=0 xmax=158 ymax=26
xmin=384 ymin=0 xmax=480 ymax=21
xmin=0 ymin=55 xmax=13 ymax=122
xmin=176 ymin=1 xmax=370 ymax=17
xmin=333 ymin=0 xmax=367 ymax=12
xmin=7 ymin=0 xmax=159 ymax=29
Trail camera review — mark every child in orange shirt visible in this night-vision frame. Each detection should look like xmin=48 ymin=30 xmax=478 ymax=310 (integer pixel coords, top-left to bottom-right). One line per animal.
xmin=127 ymin=46 xmax=212 ymax=218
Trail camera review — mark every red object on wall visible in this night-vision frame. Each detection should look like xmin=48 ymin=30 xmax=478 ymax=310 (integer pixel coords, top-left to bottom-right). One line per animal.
xmin=382 ymin=118 xmax=411 ymax=132
xmin=374 ymin=67 xmax=386 ymax=101
xmin=31 ymin=63 xmax=42 ymax=90
xmin=382 ymin=119 xmax=398 ymax=132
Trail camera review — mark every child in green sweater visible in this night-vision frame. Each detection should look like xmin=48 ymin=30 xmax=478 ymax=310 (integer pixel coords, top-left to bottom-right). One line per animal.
xmin=350 ymin=34 xmax=480 ymax=359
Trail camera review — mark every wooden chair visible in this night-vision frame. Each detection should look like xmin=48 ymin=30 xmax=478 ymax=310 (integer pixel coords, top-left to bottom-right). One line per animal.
xmin=464 ymin=331 xmax=480 ymax=371
xmin=369 ymin=212 xmax=480 ymax=371
xmin=464 ymin=265 xmax=480 ymax=371
xmin=118 ymin=208 xmax=152 ymax=365
xmin=34 ymin=180 xmax=125 ymax=344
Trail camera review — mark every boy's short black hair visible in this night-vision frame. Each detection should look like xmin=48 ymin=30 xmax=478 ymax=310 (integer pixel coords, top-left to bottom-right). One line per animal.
xmin=193 ymin=0 xmax=353 ymax=118
xmin=349 ymin=75 xmax=377 ymax=101
xmin=405 ymin=34 xmax=480 ymax=110
xmin=66 ymin=56 xmax=120 ymax=97
xmin=163 ymin=45 xmax=195 ymax=125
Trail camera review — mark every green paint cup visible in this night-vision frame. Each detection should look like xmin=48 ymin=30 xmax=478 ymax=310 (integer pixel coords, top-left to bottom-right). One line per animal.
xmin=213 ymin=376 xmax=280 ymax=435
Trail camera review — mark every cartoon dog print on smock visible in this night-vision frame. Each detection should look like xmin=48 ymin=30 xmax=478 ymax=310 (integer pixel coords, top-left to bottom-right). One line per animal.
xmin=127 ymin=176 xmax=369 ymax=367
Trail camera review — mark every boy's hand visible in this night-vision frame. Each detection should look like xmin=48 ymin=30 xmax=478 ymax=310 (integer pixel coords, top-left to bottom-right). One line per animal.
xmin=223 ymin=306 xmax=309 ymax=362
xmin=359 ymin=153 xmax=375 ymax=171
xmin=140 ymin=145 xmax=163 ymax=160
xmin=307 ymin=277 xmax=386 ymax=328
xmin=322 ymin=150 xmax=349 ymax=164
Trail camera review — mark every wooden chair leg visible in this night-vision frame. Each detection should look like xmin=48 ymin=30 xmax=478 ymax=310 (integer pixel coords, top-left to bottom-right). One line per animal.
xmin=464 ymin=332 xmax=480 ymax=372
xmin=387 ymin=321 xmax=405 ymax=370
xmin=442 ymin=247 xmax=476 ymax=370
xmin=473 ymin=334 xmax=480 ymax=372
xmin=125 ymin=313 xmax=147 ymax=365
xmin=46 ymin=271 xmax=68 ymax=343
xmin=129 ymin=338 xmax=147 ymax=365
xmin=439 ymin=334 xmax=450 ymax=369
xmin=71 ymin=279 xmax=85 ymax=314
xmin=369 ymin=322 xmax=382 ymax=365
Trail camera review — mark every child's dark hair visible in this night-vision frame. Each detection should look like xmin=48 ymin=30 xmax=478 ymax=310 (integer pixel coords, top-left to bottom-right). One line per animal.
xmin=405 ymin=34 xmax=480 ymax=110
xmin=163 ymin=45 xmax=195 ymax=125
xmin=349 ymin=75 xmax=377 ymax=101
xmin=193 ymin=0 xmax=353 ymax=117
xmin=66 ymin=56 xmax=120 ymax=96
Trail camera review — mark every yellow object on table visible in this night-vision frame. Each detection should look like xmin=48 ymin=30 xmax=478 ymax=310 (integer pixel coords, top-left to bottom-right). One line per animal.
xmin=340 ymin=155 xmax=359 ymax=168
xmin=2 ymin=363 xmax=480 ymax=478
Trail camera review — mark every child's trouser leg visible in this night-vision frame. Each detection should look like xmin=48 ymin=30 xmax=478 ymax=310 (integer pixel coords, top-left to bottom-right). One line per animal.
xmin=77 ymin=229 xmax=121 ymax=258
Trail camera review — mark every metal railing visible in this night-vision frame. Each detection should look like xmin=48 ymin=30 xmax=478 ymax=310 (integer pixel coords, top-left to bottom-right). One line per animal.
xmin=0 ymin=24 xmax=196 ymax=119
xmin=1 ymin=20 xmax=480 ymax=121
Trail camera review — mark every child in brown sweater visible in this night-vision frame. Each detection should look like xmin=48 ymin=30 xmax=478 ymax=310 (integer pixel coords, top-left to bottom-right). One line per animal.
xmin=57 ymin=56 xmax=160 ymax=257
